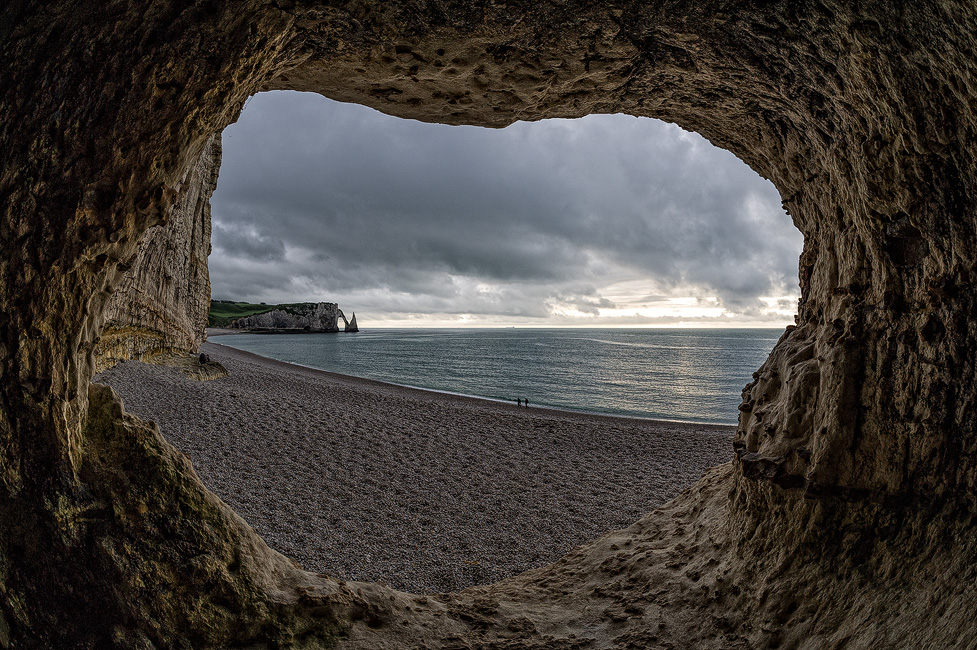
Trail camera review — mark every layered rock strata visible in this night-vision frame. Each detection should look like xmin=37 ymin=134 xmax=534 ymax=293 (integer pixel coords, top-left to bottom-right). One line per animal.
xmin=93 ymin=134 xmax=220 ymax=372
xmin=231 ymin=302 xmax=343 ymax=332
xmin=2 ymin=2 xmax=977 ymax=648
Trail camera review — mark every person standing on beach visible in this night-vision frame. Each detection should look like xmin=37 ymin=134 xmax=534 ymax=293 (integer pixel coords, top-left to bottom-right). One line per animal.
xmin=517 ymin=398 xmax=522 ymax=406
xmin=524 ymin=398 xmax=529 ymax=407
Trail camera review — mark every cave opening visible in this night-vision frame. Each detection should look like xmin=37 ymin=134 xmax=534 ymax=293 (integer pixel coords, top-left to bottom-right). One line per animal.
xmin=6 ymin=2 xmax=977 ymax=647
xmin=96 ymin=88 xmax=803 ymax=594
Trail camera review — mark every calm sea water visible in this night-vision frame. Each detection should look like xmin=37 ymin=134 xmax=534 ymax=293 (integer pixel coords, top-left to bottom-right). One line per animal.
xmin=214 ymin=328 xmax=783 ymax=424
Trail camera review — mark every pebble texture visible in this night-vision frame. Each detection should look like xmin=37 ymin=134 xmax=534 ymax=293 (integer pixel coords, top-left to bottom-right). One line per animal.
xmin=2 ymin=1 xmax=977 ymax=648
xmin=96 ymin=343 xmax=733 ymax=594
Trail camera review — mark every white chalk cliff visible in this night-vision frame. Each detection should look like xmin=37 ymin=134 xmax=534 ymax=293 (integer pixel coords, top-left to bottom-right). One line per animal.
xmin=230 ymin=303 xmax=345 ymax=332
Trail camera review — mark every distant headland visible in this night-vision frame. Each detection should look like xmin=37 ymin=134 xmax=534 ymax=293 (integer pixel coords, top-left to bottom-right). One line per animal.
xmin=209 ymin=300 xmax=359 ymax=333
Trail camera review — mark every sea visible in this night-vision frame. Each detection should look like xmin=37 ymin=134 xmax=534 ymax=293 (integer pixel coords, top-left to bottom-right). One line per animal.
xmin=214 ymin=328 xmax=784 ymax=425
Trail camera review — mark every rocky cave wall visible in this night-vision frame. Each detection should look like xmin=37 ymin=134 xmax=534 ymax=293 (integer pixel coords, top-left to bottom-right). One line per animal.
xmin=92 ymin=134 xmax=220 ymax=372
xmin=2 ymin=1 xmax=976 ymax=648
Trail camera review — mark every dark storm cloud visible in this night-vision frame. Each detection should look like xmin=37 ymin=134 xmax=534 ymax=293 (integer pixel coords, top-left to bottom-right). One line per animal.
xmin=211 ymin=221 xmax=286 ymax=261
xmin=210 ymin=91 xmax=802 ymax=323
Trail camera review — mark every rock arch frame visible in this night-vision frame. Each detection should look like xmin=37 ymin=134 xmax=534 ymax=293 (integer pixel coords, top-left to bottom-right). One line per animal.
xmin=2 ymin=1 xmax=976 ymax=647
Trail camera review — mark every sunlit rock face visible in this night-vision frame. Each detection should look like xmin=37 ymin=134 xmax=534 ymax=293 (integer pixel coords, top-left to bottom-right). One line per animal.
xmin=93 ymin=135 xmax=220 ymax=372
xmin=2 ymin=1 xmax=976 ymax=648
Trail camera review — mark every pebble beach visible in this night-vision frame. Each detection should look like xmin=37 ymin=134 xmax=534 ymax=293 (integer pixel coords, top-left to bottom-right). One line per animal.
xmin=95 ymin=340 xmax=735 ymax=594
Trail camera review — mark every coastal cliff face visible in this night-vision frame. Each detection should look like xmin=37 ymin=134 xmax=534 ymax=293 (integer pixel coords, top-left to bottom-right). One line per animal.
xmin=2 ymin=2 xmax=977 ymax=648
xmin=231 ymin=302 xmax=343 ymax=332
xmin=93 ymin=135 xmax=220 ymax=372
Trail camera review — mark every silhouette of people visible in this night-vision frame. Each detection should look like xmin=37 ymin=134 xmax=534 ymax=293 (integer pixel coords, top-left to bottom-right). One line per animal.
xmin=524 ymin=398 xmax=529 ymax=407
xmin=517 ymin=398 xmax=522 ymax=406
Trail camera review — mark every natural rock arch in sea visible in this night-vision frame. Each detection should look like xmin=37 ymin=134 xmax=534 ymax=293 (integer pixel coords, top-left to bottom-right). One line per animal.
xmin=2 ymin=2 xmax=976 ymax=648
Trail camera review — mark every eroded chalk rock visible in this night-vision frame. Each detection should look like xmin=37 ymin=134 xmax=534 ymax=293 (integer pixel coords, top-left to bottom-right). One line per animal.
xmin=230 ymin=302 xmax=344 ymax=332
xmin=93 ymin=135 xmax=221 ymax=372
xmin=3 ymin=1 xmax=977 ymax=648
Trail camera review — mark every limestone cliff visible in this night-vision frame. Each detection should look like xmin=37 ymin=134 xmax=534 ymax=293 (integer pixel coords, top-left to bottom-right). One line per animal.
xmin=230 ymin=302 xmax=343 ymax=332
xmin=2 ymin=2 xmax=977 ymax=649
xmin=92 ymin=135 xmax=220 ymax=372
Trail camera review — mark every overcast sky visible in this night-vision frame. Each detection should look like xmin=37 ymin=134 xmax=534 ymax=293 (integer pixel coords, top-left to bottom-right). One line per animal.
xmin=209 ymin=90 xmax=802 ymax=328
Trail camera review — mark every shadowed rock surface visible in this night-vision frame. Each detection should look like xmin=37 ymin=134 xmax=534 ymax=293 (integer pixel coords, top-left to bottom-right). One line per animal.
xmin=1 ymin=1 xmax=976 ymax=648
xmin=93 ymin=134 xmax=221 ymax=372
